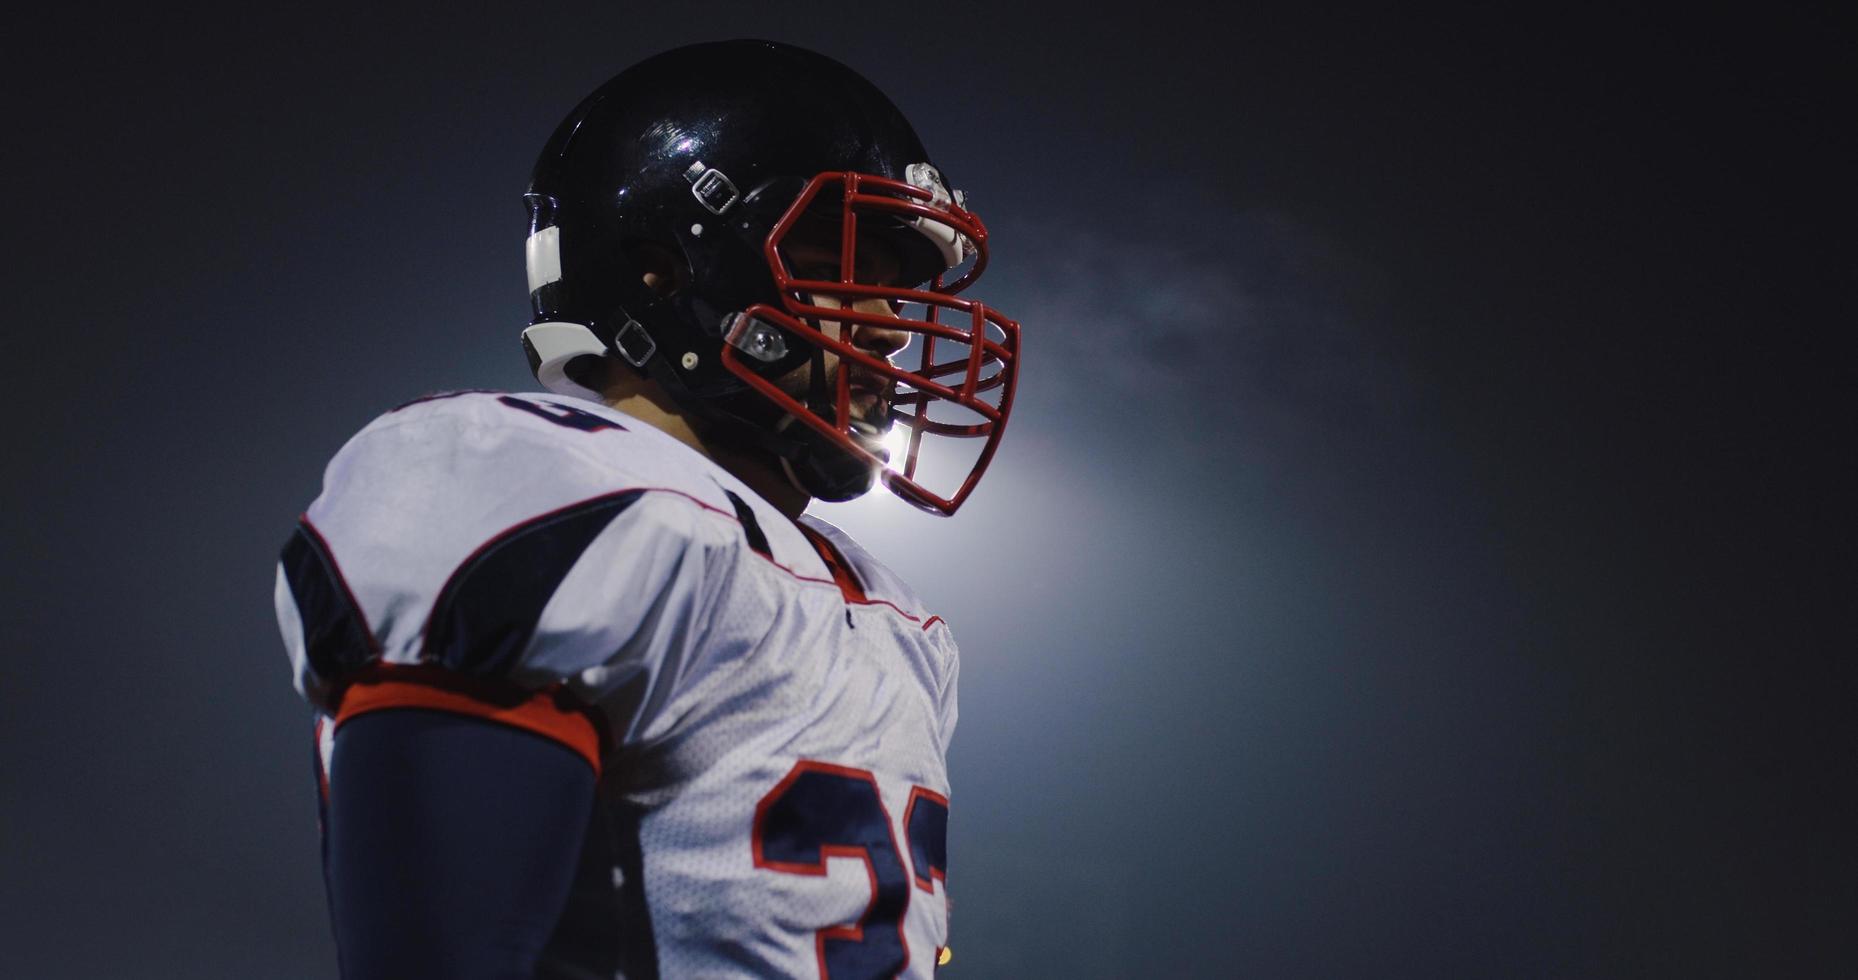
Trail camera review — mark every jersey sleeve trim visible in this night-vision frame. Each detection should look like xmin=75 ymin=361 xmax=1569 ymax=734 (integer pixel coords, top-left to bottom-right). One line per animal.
xmin=280 ymin=518 xmax=380 ymax=692
xmin=333 ymin=664 xmax=605 ymax=774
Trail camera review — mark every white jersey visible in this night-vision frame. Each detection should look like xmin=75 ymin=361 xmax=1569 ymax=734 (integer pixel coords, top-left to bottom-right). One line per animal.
xmin=273 ymin=390 xmax=959 ymax=978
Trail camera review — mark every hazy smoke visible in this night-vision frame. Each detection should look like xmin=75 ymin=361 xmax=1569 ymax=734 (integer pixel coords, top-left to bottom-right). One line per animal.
xmin=998 ymin=209 xmax=1414 ymax=447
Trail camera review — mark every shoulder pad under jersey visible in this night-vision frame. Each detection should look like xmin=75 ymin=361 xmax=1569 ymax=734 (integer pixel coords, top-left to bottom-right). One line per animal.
xmin=274 ymin=391 xmax=744 ymax=718
xmin=797 ymin=515 xmax=941 ymax=623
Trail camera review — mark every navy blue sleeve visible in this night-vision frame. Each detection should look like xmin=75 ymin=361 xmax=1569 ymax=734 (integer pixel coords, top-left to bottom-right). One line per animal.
xmin=325 ymin=708 xmax=597 ymax=979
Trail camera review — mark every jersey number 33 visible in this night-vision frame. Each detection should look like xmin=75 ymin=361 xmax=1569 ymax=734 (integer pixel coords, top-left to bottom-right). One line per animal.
xmin=753 ymin=761 xmax=950 ymax=977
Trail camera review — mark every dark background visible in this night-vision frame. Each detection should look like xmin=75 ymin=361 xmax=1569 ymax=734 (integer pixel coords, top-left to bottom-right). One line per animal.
xmin=3 ymin=3 xmax=1848 ymax=977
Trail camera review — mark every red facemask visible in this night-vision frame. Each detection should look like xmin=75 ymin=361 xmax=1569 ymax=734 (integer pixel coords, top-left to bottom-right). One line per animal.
xmin=721 ymin=171 xmax=1020 ymax=516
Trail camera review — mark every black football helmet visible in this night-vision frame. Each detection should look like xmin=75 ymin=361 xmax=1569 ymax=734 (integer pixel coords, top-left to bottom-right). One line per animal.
xmin=521 ymin=39 xmax=1019 ymax=514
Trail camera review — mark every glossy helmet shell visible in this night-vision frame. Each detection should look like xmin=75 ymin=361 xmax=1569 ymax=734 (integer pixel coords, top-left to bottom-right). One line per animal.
xmin=523 ymin=40 xmax=943 ymax=395
xmin=522 ymin=40 xmax=1017 ymax=514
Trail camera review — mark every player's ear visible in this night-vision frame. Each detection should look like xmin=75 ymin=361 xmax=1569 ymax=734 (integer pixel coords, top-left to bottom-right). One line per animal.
xmin=625 ymin=241 xmax=686 ymax=298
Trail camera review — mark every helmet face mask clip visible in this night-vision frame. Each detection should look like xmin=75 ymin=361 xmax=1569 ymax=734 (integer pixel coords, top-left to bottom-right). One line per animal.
xmin=612 ymin=318 xmax=656 ymax=368
xmin=685 ymin=161 xmax=741 ymax=216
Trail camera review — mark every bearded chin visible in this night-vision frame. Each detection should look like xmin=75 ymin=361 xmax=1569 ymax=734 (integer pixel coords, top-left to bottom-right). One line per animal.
xmin=764 ymin=347 xmax=894 ymax=502
xmin=778 ymin=418 xmax=884 ymax=502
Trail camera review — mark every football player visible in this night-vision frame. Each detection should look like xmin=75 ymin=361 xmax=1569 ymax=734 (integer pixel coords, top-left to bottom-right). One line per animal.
xmin=273 ymin=40 xmax=1019 ymax=979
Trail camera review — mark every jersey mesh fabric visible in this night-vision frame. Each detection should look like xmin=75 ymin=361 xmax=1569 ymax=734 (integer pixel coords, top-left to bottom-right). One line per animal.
xmin=283 ymin=391 xmax=959 ymax=978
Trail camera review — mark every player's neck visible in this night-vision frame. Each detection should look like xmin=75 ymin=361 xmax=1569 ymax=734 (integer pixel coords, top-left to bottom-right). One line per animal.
xmin=599 ymin=379 xmax=811 ymax=521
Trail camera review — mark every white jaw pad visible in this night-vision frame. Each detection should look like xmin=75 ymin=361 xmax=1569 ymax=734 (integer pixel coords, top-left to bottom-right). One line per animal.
xmin=523 ymin=320 xmax=610 ymax=401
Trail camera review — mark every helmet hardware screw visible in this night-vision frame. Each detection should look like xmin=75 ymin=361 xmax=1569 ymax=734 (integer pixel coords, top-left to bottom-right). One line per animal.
xmin=681 ymin=351 xmax=700 ymax=370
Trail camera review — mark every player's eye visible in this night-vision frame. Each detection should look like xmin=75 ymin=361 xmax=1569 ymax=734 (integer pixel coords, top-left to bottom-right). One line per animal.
xmin=795 ymin=262 xmax=837 ymax=280
xmin=785 ymin=245 xmax=904 ymax=291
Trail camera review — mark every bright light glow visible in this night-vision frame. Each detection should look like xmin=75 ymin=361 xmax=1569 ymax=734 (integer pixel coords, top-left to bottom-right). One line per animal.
xmin=882 ymin=423 xmax=910 ymax=471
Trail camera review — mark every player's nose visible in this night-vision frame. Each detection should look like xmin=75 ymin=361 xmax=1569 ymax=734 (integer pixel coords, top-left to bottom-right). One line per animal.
xmin=850 ymin=297 xmax=909 ymax=360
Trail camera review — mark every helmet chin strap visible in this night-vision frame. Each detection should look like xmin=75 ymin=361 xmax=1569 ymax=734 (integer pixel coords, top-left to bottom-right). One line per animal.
xmin=774 ymin=415 xmax=881 ymax=503
xmin=771 ymin=345 xmax=879 ymax=503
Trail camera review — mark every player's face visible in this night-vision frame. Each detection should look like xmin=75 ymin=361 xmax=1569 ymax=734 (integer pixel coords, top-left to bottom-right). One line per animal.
xmin=778 ymin=235 xmax=911 ymax=440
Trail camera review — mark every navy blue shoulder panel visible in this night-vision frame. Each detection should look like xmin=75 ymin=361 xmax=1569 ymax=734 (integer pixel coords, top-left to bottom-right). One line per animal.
xmin=280 ymin=521 xmax=379 ymax=681
xmin=423 ymin=490 xmax=646 ymax=676
xmin=722 ymin=489 xmax=772 ymax=559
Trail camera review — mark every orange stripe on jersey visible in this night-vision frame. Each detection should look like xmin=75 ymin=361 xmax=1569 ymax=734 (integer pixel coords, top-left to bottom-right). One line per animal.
xmin=800 ymin=525 xmax=869 ymax=603
xmin=333 ymin=663 xmax=604 ymax=775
